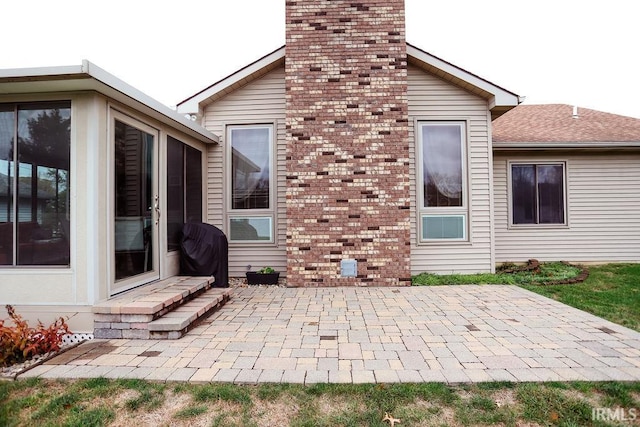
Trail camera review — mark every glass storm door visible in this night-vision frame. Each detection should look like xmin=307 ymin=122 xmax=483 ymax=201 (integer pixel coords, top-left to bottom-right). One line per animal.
xmin=110 ymin=115 xmax=160 ymax=295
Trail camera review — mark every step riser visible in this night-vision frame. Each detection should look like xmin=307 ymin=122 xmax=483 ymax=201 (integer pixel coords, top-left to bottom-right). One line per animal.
xmin=149 ymin=293 xmax=229 ymax=332
xmin=149 ymin=294 xmax=231 ymax=339
xmin=93 ymin=277 xmax=215 ymax=316
xmin=93 ymin=284 xmax=212 ymax=329
xmin=152 ymin=285 xmax=212 ymax=319
xmin=94 ymin=329 xmax=152 ymax=340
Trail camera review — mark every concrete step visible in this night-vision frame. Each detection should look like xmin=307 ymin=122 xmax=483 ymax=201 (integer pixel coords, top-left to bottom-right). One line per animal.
xmin=93 ymin=276 xmax=231 ymax=339
xmin=148 ymin=288 xmax=232 ymax=339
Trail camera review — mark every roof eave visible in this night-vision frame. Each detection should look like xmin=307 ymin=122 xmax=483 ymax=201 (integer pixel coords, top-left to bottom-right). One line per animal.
xmin=493 ymin=141 xmax=640 ymax=150
xmin=177 ymin=43 xmax=521 ymax=117
xmin=406 ymin=43 xmax=520 ymax=117
xmin=0 ymin=64 xmax=86 ymax=80
xmin=0 ymin=61 xmax=219 ymax=144
xmin=177 ymin=46 xmax=286 ymax=115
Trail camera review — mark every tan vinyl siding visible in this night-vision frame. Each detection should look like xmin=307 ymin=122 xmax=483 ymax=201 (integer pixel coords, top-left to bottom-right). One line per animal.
xmin=494 ymin=152 xmax=640 ymax=262
xmin=408 ymin=65 xmax=494 ymax=274
xmin=203 ymin=67 xmax=287 ymax=277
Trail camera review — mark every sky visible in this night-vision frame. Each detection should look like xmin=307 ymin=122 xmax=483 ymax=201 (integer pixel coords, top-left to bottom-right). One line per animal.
xmin=3 ymin=0 xmax=639 ymax=118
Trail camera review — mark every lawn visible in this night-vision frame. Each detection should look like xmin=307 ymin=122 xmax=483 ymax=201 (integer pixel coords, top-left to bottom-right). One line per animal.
xmin=2 ymin=378 xmax=639 ymax=426
xmin=520 ymin=263 xmax=640 ymax=332
xmin=413 ymin=262 xmax=640 ymax=332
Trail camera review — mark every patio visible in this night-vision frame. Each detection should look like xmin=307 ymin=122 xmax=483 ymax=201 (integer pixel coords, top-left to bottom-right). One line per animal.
xmin=20 ymin=285 xmax=640 ymax=384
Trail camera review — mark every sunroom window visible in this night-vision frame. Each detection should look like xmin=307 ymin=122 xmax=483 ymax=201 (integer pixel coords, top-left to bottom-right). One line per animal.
xmin=418 ymin=121 xmax=467 ymax=241
xmin=167 ymin=136 xmax=202 ymax=251
xmin=227 ymin=125 xmax=273 ymax=242
xmin=0 ymin=102 xmax=71 ymax=266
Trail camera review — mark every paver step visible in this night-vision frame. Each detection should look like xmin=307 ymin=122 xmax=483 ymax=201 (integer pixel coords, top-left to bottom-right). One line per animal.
xmin=148 ymin=288 xmax=232 ymax=339
xmin=93 ymin=276 xmax=232 ymax=340
xmin=93 ymin=276 xmax=215 ymax=317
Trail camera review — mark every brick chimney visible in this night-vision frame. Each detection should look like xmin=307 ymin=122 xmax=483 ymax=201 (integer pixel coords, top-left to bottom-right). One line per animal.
xmin=285 ymin=0 xmax=411 ymax=287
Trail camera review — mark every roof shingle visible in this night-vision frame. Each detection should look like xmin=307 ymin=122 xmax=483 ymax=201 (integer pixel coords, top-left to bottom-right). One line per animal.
xmin=492 ymin=104 xmax=640 ymax=143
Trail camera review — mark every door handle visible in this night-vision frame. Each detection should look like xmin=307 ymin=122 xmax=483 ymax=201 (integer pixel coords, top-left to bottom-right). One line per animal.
xmin=154 ymin=195 xmax=160 ymax=225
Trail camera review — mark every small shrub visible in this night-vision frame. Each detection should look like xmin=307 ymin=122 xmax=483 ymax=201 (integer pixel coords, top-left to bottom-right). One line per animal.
xmin=0 ymin=304 xmax=71 ymax=366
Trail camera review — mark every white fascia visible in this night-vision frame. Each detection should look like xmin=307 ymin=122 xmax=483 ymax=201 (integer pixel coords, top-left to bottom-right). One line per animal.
xmin=177 ymin=47 xmax=286 ymax=115
xmin=406 ymin=44 xmax=520 ymax=109
xmin=0 ymin=61 xmax=218 ymax=144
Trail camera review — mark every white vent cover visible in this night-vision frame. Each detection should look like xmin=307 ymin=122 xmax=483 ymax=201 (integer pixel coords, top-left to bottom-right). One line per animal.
xmin=341 ymin=259 xmax=357 ymax=277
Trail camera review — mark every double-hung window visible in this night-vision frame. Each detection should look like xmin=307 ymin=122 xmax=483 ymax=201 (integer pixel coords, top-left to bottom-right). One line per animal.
xmin=227 ymin=125 xmax=273 ymax=243
xmin=418 ymin=121 xmax=468 ymax=241
xmin=0 ymin=101 xmax=71 ymax=266
xmin=510 ymin=162 xmax=566 ymax=225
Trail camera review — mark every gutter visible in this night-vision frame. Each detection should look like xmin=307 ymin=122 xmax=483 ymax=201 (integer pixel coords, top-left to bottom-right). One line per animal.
xmin=492 ymin=141 xmax=640 ymax=150
xmin=81 ymin=61 xmax=218 ymax=144
xmin=0 ymin=61 xmax=219 ymax=145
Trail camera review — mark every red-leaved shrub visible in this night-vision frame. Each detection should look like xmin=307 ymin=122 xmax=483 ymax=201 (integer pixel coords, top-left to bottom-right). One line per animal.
xmin=0 ymin=305 xmax=71 ymax=366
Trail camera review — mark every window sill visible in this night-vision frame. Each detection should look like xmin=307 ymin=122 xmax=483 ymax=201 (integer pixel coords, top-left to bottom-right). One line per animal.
xmin=416 ymin=239 xmax=472 ymax=247
xmin=508 ymin=223 xmax=569 ymax=230
xmin=0 ymin=266 xmax=72 ymax=273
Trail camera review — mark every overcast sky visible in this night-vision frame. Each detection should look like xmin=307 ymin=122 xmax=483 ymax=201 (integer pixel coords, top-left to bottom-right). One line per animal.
xmin=3 ymin=0 xmax=639 ymax=118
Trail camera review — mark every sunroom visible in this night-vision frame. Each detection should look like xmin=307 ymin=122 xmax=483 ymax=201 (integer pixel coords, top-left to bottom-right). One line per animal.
xmin=0 ymin=61 xmax=218 ymax=333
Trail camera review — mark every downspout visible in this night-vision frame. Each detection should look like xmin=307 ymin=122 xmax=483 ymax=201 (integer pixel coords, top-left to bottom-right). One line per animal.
xmin=487 ymin=106 xmax=496 ymax=273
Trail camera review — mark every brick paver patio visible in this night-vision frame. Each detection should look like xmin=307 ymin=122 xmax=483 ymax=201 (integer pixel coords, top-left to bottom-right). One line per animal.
xmin=21 ymin=285 xmax=640 ymax=384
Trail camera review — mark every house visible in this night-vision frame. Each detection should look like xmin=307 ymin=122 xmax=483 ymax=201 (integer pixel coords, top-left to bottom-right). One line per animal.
xmin=492 ymin=104 xmax=640 ymax=263
xmin=2 ymin=0 xmax=636 ymax=335
xmin=176 ymin=0 xmax=520 ymax=289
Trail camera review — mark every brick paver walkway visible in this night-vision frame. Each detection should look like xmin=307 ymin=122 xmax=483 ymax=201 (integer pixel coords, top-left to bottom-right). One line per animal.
xmin=21 ymin=286 xmax=640 ymax=383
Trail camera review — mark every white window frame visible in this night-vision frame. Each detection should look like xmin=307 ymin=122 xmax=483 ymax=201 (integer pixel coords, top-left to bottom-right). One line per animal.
xmin=0 ymin=100 xmax=73 ymax=268
xmin=508 ymin=160 xmax=568 ymax=228
xmin=229 ymin=216 xmax=274 ymax=243
xmin=421 ymin=214 xmax=467 ymax=241
xmin=165 ymin=134 xmax=204 ymax=253
xmin=226 ymin=124 xmax=275 ymax=244
xmin=107 ymin=108 xmax=161 ymax=295
xmin=416 ymin=120 xmax=469 ymax=243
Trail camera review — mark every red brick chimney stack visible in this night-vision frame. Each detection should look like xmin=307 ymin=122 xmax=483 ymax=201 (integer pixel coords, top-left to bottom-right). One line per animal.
xmin=285 ymin=0 xmax=411 ymax=287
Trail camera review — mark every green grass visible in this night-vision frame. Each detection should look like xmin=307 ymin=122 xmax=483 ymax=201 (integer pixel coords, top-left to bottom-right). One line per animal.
xmin=412 ymin=261 xmax=582 ymax=286
xmin=190 ymin=383 xmax=253 ymax=404
xmin=515 ymin=382 xmax=621 ymax=427
xmin=413 ymin=262 xmax=640 ymax=332
xmin=173 ymin=405 xmax=208 ymax=419
xmin=30 ymin=390 xmax=82 ymax=420
xmin=521 ymin=263 xmax=640 ymax=331
xmin=455 ymin=394 xmax=517 ymax=426
xmin=64 ymin=406 xmax=115 ymax=427
xmin=2 ymin=379 xmax=638 ymax=426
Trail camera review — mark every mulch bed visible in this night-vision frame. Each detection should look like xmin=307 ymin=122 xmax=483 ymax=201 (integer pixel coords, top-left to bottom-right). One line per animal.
xmin=499 ymin=259 xmax=589 ymax=285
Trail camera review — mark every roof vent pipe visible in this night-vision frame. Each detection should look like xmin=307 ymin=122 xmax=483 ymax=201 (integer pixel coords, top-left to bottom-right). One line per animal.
xmin=572 ymin=105 xmax=579 ymax=118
